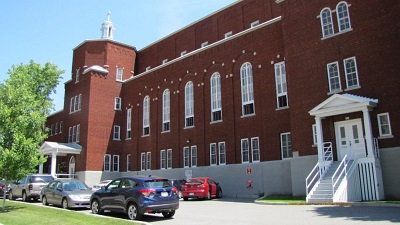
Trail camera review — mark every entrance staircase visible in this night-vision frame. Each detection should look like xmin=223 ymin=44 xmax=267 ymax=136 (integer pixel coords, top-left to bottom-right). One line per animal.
xmin=307 ymin=161 xmax=340 ymax=203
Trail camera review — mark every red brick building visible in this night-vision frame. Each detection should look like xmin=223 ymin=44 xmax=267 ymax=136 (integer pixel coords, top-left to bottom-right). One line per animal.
xmin=42 ymin=0 xmax=400 ymax=201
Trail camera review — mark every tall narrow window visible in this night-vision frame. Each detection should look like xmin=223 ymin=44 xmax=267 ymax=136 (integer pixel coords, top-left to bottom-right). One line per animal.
xmin=167 ymin=149 xmax=172 ymax=169
xmin=116 ymin=68 xmax=123 ymax=81
xmin=312 ymin=124 xmax=318 ymax=145
xmin=275 ymin=62 xmax=288 ymax=108
xmin=115 ymin=97 xmax=122 ymax=110
xmin=160 ymin=150 xmax=166 ymax=169
xmin=185 ymin=82 xmax=194 ymax=127
xmin=113 ymin=155 xmax=119 ymax=172
xmin=146 ymin=152 xmax=151 ymax=170
xmin=127 ymin=154 xmax=131 ymax=172
xmin=75 ymin=68 xmax=80 ymax=83
xmin=183 ymin=147 xmax=189 ymax=168
xmin=104 ymin=154 xmax=111 ymax=171
xmin=210 ymin=143 xmax=217 ymax=166
xmin=162 ymin=89 xmax=170 ymax=132
xmin=50 ymin=124 xmax=54 ymax=136
xmin=143 ymin=96 xmax=150 ymax=135
xmin=211 ymin=73 xmax=222 ymax=122
xmin=76 ymin=124 xmax=80 ymax=143
xmin=377 ymin=113 xmax=392 ymax=137
xmin=337 ymin=2 xmax=351 ymax=32
xmin=74 ymin=95 xmax=79 ymax=111
xmin=141 ymin=153 xmax=146 ymax=171
xmin=72 ymin=125 xmax=76 ymax=142
xmin=281 ymin=132 xmax=292 ymax=159
xmin=70 ymin=97 xmax=74 ymax=113
xmin=113 ymin=125 xmax=120 ymax=140
xmin=241 ymin=139 xmax=249 ymax=163
xmin=320 ymin=8 xmax=334 ymax=37
xmin=127 ymin=109 xmax=132 ymax=139
xmin=60 ymin=121 xmax=63 ymax=134
xmin=55 ymin=123 xmax=58 ymax=135
xmin=240 ymin=63 xmax=254 ymax=115
xmin=191 ymin=146 xmax=197 ymax=167
xmin=251 ymin=137 xmax=260 ymax=162
xmin=327 ymin=62 xmax=341 ymax=92
xmin=219 ymin=142 xmax=226 ymax=165
xmin=68 ymin=127 xmax=72 ymax=143
xmin=344 ymin=57 xmax=359 ymax=89
xmin=78 ymin=94 xmax=82 ymax=110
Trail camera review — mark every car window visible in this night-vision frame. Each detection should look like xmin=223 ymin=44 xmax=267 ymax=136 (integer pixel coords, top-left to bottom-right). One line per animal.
xmin=56 ymin=182 xmax=62 ymax=190
xmin=30 ymin=176 xmax=54 ymax=183
xmin=144 ymin=179 xmax=171 ymax=188
xmin=48 ymin=181 xmax=57 ymax=189
xmin=188 ymin=179 xmax=204 ymax=184
xmin=121 ymin=179 xmax=136 ymax=188
xmin=107 ymin=179 xmax=121 ymax=190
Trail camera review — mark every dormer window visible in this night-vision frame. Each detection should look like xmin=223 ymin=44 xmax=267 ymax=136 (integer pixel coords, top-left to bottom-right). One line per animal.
xmin=162 ymin=59 xmax=168 ymax=64
xmin=201 ymin=41 xmax=208 ymax=48
xmin=224 ymin=31 xmax=233 ymax=39
xmin=251 ymin=20 xmax=260 ymax=28
xmin=181 ymin=51 xmax=187 ymax=57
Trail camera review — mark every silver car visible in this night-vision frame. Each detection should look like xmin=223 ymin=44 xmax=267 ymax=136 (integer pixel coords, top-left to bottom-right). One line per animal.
xmin=41 ymin=179 xmax=94 ymax=209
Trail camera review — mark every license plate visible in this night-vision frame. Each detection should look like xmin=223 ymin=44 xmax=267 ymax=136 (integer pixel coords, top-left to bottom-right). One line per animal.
xmin=161 ymin=192 xmax=168 ymax=197
xmin=189 ymin=193 xmax=194 ymax=196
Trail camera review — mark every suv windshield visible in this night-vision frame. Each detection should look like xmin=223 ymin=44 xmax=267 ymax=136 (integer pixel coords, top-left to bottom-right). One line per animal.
xmin=30 ymin=176 xmax=54 ymax=183
xmin=144 ymin=179 xmax=171 ymax=188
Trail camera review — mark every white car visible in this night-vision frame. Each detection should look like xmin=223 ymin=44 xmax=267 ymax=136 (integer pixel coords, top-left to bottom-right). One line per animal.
xmin=92 ymin=180 xmax=112 ymax=191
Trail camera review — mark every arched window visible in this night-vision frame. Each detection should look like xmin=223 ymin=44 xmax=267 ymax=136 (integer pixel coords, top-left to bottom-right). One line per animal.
xmin=336 ymin=2 xmax=351 ymax=32
xmin=185 ymin=82 xmax=194 ymax=127
xmin=162 ymin=89 xmax=170 ymax=132
xmin=240 ymin=62 xmax=254 ymax=115
xmin=320 ymin=8 xmax=334 ymax=37
xmin=143 ymin=96 xmax=150 ymax=135
xmin=210 ymin=73 xmax=222 ymax=122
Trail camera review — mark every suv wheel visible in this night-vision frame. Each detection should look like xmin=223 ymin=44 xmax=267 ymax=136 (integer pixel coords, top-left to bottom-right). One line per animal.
xmin=91 ymin=199 xmax=103 ymax=214
xmin=8 ymin=191 xmax=15 ymax=200
xmin=127 ymin=203 xmax=143 ymax=220
xmin=22 ymin=191 xmax=29 ymax=202
xmin=42 ymin=196 xmax=48 ymax=206
xmin=162 ymin=210 xmax=175 ymax=218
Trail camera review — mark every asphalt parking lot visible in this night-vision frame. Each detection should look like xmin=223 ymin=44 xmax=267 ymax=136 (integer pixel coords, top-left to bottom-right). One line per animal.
xmin=12 ymin=197 xmax=400 ymax=225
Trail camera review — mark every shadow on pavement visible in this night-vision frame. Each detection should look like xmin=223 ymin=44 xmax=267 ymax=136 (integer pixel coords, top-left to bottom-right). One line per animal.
xmin=314 ymin=206 xmax=400 ymax=223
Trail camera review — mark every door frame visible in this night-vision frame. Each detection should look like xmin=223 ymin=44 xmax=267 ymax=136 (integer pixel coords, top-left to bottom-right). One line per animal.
xmin=334 ymin=118 xmax=364 ymax=161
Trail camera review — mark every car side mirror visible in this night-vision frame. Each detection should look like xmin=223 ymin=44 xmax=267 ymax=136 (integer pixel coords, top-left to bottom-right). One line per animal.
xmin=101 ymin=186 xmax=106 ymax=191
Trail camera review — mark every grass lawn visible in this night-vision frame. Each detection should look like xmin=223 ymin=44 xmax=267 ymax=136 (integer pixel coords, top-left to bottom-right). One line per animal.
xmin=259 ymin=195 xmax=306 ymax=203
xmin=0 ymin=200 xmax=140 ymax=225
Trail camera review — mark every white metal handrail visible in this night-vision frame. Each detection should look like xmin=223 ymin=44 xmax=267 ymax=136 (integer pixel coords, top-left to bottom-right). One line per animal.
xmin=306 ymin=164 xmax=320 ymax=195
xmin=323 ymin=142 xmax=333 ymax=161
xmin=306 ymin=142 xmax=333 ymax=196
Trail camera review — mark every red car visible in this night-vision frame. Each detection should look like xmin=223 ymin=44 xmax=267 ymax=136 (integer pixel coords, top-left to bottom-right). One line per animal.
xmin=181 ymin=177 xmax=223 ymax=201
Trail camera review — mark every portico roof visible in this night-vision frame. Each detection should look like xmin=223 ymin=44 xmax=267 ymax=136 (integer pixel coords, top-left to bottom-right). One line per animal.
xmin=39 ymin=141 xmax=82 ymax=156
xmin=309 ymin=94 xmax=378 ymax=118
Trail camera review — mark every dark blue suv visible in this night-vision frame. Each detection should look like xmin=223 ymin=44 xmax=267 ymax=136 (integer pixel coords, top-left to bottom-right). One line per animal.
xmin=90 ymin=176 xmax=179 ymax=220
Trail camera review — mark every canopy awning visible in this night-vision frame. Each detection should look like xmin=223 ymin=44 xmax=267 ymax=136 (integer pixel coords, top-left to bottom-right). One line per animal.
xmin=39 ymin=141 xmax=82 ymax=156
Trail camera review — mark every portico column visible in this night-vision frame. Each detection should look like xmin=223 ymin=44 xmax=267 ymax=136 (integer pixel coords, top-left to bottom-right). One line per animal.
xmin=362 ymin=109 xmax=375 ymax=158
xmin=51 ymin=149 xmax=58 ymax=177
xmin=315 ymin=116 xmax=324 ymax=162
xmin=38 ymin=164 xmax=43 ymax=174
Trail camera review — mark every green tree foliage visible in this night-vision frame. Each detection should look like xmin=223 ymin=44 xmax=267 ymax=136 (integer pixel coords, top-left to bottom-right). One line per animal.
xmin=0 ymin=60 xmax=63 ymax=210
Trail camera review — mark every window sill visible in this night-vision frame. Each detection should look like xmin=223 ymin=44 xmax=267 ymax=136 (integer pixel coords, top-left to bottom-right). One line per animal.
xmin=328 ymin=90 xmax=343 ymax=95
xmin=141 ymin=134 xmax=150 ymax=138
xmin=210 ymin=120 xmax=223 ymax=124
xmin=241 ymin=113 xmax=255 ymax=118
xmin=161 ymin=130 xmax=171 ymax=134
xmin=113 ymin=139 xmax=121 ymax=141
xmin=275 ymin=106 xmax=289 ymax=111
xmin=125 ymin=138 xmax=131 ymax=140
xmin=378 ymin=135 xmax=394 ymax=140
xmin=184 ymin=126 xmax=195 ymax=129
xmin=321 ymin=28 xmax=353 ymax=40
xmin=344 ymin=86 xmax=361 ymax=91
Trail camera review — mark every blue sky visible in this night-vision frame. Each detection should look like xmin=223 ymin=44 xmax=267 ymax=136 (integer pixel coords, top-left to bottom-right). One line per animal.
xmin=0 ymin=0 xmax=237 ymax=112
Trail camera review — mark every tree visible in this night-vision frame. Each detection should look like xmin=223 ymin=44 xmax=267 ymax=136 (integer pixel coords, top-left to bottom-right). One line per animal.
xmin=0 ymin=60 xmax=63 ymax=210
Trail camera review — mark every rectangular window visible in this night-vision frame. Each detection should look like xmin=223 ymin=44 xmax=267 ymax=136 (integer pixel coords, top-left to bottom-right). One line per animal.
xmin=68 ymin=127 xmax=72 ymax=143
xmin=75 ymin=68 xmax=80 ymax=83
xmin=225 ymin=31 xmax=233 ymax=38
xmin=201 ymin=41 xmax=208 ymax=48
xmin=146 ymin=152 xmax=151 ymax=170
xmin=160 ymin=150 xmax=166 ymax=169
xmin=60 ymin=121 xmax=63 ymax=134
xmin=251 ymin=137 xmax=260 ymax=162
xmin=74 ymin=95 xmax=78 ymax=111
xmin=180 ymin=51 xmax=187 ymax=56
xmin=183 ymin=147 xmax=189 ymax=168
xmin=143 ymin=96 xmax=150 ymax=136
xmin=78 ymin=94 xmax=82 ymax=110
xmin=72 ymin=125 xmax=76 ymax=142
xmin=113 ymin=155 xmax=119 ymax=172
xmin=127 ymin=154 xmax=131 ymax=172
xmin=115 ymin=97 xmax=121 ymax=110
xmin=377 ymin=113 xmax=392 ymax=137
xmin=127 ymin=109 xmax=132 ymax=139
xmin=344 ymin=57 xmax=359 ymax=89
xmin=113 ymin=125 xmax=120 ymax=140
xmin=219 ymin=142 xmax=226 ymax=165
xmin=250 ymin=20 xmax=260 ymax=27
xmin=241 ymin=139 xmax=249 ymax=163
xmin=281 ymin=132 xmax=293 ymax=159
xmin=104 ymin=154 xmax=111 ymax=172
xmin=210 ymin=143 xmax=217 ymax=166
xmin=275 ymin=62 xmax=288 ymax=108
xmin=163 ymin=90 xmax=170 ymax=132
xmin=50 ymin=124 xmax=54 ymax=136
xmin=116 ymin=68 xmax=123 ymax=81
xmin=191 ymin=146 xmax=197 ymax=167
xmin=76 ymin=124 xmax=80 ymax=143
xmin=167 ymin=149 xmax=172 ymax=169
xmin=312 ymin=124 xmax=318 ymax=145
xmin=141 ymin=153 xmax=146 ymax=171
xmin=55 ymin=123 xmax=58 ymax=135
xmin=70 ymin=97 xmax=74 ymax=113
xmin=162 ymin=59 xmax=168 ymax=64
xmin=327 ymin=62 xmax=341 ymax=92
xmin=146 ymin=66 xmax=151 ymax=71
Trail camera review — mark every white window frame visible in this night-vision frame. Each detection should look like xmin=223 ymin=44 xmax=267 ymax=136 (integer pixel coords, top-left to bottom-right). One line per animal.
xmin=336 ymin=2 xmax=351 ymax=32
xmin=240 ymin=62 xmax=255 ymax=116
xmin=281 ymin=132 xmax=293 ymax=159
xmin=141 ymin=153 xmax=146 ymax=171
xmin=127 ymin=154 xmax=131 ymax=172
xmin=70 ymin=97 xmax=74 ymax=113
xmin=74 ymin=95 xmax=78 ymax=111
xmin=127 ymin=108 xmax=132 ymax=139
xmin=185 ymin=82 xmax=194 ymax=127
xmin=160 ymin=150 xmax=166 ymax=170
xmin=75 ymin=68 xmax=80 ymax=83
xmin=76 ymin=124 xmax=80 ymax=143
xmin=60 ymin=121 xmax=63 ymax=134
xmin=210 ymin=143 xmax=217 ymax=166
xmin=162 ymin=59 xmax=168 ymax=64
xmin=68 ymin=127 xmax=72 ymax=143
xmin=377 ymin=113 xmax=392 ymax=137
xmin=251 ymin=137 xmax=260 ymax=162
xmin=167 ymin=149 xmax=172 ymax=169
xmin=113 ymin=155 xmax=120 ymax=172
xmin=180 ymin=51 xmax=187 ymax=56
xmin=146 ymin=66 xmax=151 ymax=71
xmin=343 ymin=57 xmax=359 ymax=89
xmin=50 ymin=124 xmax=54 ymax=136
xmin=183 ymin=147 xmax=189 ymax=168
xmin=211 ymin=73 xmax=222 ymax=122
xmin=104 ymin=154 xmax=111 ymax=172
xmin=201 ymin=41 xmax=208 ymax=48
xmin=250 ymin=20 xmax=260 ymax=28
xmin=219 ymin=142 xmax=226 ymax=165
xmin=115 ymin=97 xmax=122 ymax=110
xmin=113 ymin=125 xmax=121 ymax=140
xmin=241 ymin=139 xmax=249 ymax=163
xmin=146 ymin=152 xmax=151 ymax=170
xmin=143 ymin=96 xmax=150 ymax=136
xmin=320 ymin=8 xmax=334 ymax=37
xmin=55 ymin=122 xmax=58 ymax=135
xmin=162 ymin=89 xmax=170 ymax=132
xmin=191 ymin=146 xmax=197 ymax=167
xmin=116 ymin=67 xmax=123 ymax=81
xmin=312 ymin=124 xmax=318 ymax=145
xmin=274 ymin=62 xmax=288 ymax=108
xmin=78 ymin=94 xmax=82 ymax=110
xmin=72 ymin=125 xmax=76 ymax=142
xmin=327 ymin=62 xmax=342 ymax=93
xmin=224 ymin=31 xmax=233 ymax=38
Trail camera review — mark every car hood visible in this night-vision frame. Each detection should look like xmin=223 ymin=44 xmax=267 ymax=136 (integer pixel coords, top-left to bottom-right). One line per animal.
xmin=66 ymin=190 xmax=94 ymax=195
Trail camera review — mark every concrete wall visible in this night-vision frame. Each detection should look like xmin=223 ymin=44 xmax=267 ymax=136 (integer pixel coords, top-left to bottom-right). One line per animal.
xmin=379 ymin=147 xmax=400 ymax=200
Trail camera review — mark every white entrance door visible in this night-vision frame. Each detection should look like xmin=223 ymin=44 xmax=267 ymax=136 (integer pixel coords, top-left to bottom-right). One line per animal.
xmin=335 ymin=119 xmax=364 ymax=160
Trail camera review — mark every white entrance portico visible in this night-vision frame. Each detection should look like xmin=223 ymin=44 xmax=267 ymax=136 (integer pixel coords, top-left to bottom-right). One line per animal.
xmin=38 ymin=142 xmax=81 ymax=177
